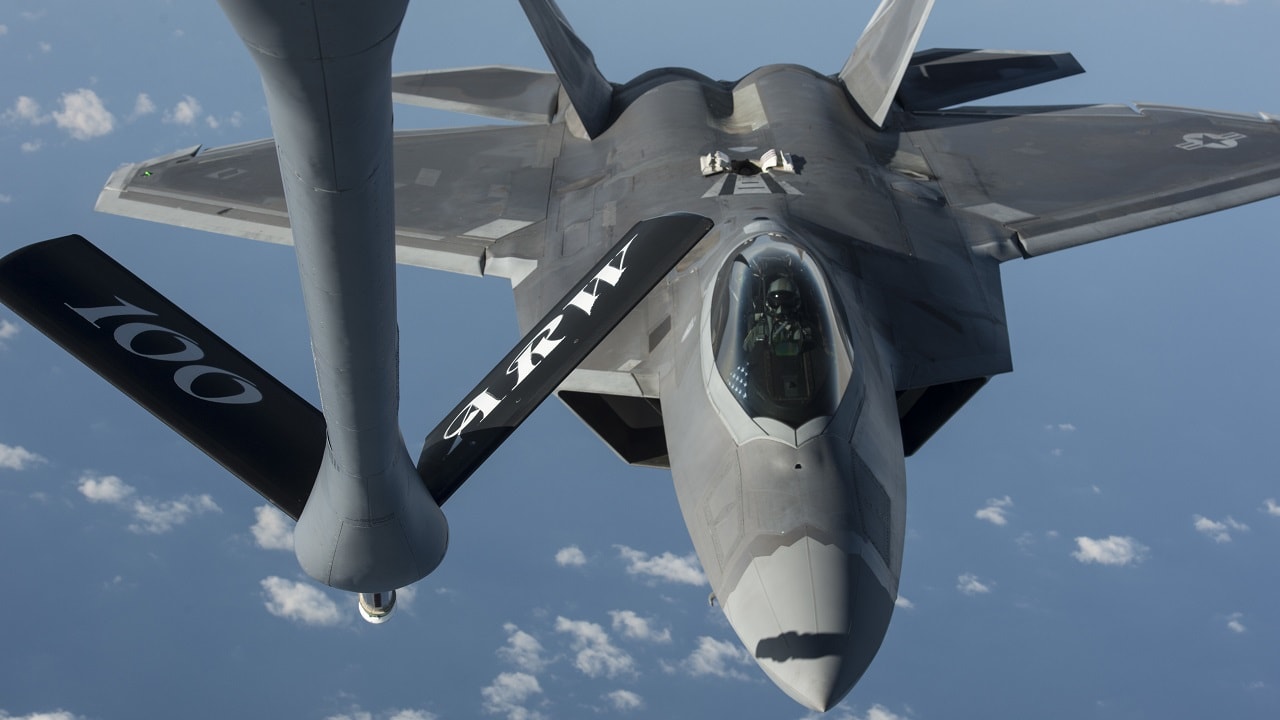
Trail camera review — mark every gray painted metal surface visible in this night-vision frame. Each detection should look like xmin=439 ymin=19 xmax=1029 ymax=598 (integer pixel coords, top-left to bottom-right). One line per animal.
xmin=215 ymin=0 xmax=447 ymax=593
xmin=392 ymin=66 xmax=561 ymax=124
xmin=517 ymin=0 xmax=613 ymax=138
xmin=94 ymin=0 xmax=1280 ymax=711
xmin=839 ymin=0 xmax=935 ymax=127
xmin=895 ymin=48 xmax=1084 ymax=111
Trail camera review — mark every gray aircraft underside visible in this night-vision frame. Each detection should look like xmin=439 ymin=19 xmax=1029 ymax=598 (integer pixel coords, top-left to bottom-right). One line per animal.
xmin=83 ymin=0 xmax=1280 ymax=712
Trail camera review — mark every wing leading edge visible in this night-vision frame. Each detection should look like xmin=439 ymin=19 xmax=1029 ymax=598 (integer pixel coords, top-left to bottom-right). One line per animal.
xmin=906 ymin=104 xmax=1280 ymax=259
xmin=96 ymin=123 xmax=563 ymax=280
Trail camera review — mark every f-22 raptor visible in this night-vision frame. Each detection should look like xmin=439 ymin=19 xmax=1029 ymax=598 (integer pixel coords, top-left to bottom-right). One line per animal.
xmin=2 ymin=0 xmax=1277 ymax=711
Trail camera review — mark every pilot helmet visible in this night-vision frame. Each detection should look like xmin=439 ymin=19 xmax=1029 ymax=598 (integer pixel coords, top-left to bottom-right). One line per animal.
xmin=766 ymin=276 xmax=800 ymax=314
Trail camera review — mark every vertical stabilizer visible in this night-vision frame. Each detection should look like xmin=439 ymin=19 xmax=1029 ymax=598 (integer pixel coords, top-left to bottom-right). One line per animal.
xmin=838 ymin=0 xmax=935 ymax=128
xmin=518 ymin=0 xmax=613 ymax=138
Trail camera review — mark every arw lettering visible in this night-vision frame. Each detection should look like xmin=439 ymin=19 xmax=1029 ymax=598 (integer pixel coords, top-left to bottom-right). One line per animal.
xmin=441 ymin=236 xmax=635 ymax=440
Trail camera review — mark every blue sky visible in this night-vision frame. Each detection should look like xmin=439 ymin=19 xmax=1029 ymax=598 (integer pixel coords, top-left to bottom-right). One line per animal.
xmin=1 ymin=1 xmax=1278 ymax=719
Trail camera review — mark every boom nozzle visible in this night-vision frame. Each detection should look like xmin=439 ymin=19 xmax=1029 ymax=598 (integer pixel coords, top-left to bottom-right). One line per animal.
xmin=357 ymin=590 xmax=397 ymax=624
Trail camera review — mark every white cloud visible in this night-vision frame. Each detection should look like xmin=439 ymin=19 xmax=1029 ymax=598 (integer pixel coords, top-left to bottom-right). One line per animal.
xmin=325 ymin=710 xmax=372 ymax=720
xmin=163 ymin=95 xmax=202 ymax=126
xmin=8 ymin=96 xmax=38 ymax=119
xmin=480 ymin=672 xmax=544 ymax=720
xmin=0 ymin=711 xmax=82 ymax=720
xmin=387 ymin=711 xmax=437 ymax=720
xmin=19 ymin=140 xmax=40 ymax=152
xmin=0 ymin=442 xmax=44 ymax=470
xmin=1208 ymin=0 xmax=1247 ymax=5
xmin=894 ymin=595 xmax=914 ymax=610
xmin=554 ymin=616 xmax=635 ymax=678
xmin=228 ymin=110 xmax=244 ymax=127
xmin=676 ymin=635 xmax=753 ymax=680
xmin=205 ymin=115 xmax=220 ymax=129
xmin=77 ymin=473 xmax=135 ymax=502
xmin=4 ymin=96 xmax=46 ymax=125
xmin=325 ymin=707 xmax=430 ymax=720
xmin=128 ymin=494 xmax=220 ymax=534
xmin=497 ymin=623 xmax=549 ymax=673
xmin=333 ymin=708 xmax=431 ymax=720
xmin=260 ymin=576 xmax=342 ymax=626
xmin=51 ymin=89 xmax=115 ymax=140
xmin=78 ymin=473 xmax=219 ymax=533
xmin=609 ymin=609 xmax=671 ymax=643
xmin=974 ymin=495 xmax=1013 ymax=526
xmin=615 ymin=545 xmax=707 ymax=586
xmin=1071 ymin=535 xmax=1148 ymax=566
xmin=1193 ymin=515 xmax=1249 ymax=543
xmin=554 ymin=545 xmax=586 ymax=567
xmin=251 ymin=504 xmax=295 ymax=550
xmin=864 ymin=705 xmax=910 ymax=720
xmin=803 ymin=705 xmax=912 ymax=720
xmin=38 ymin=41 xmax=51 ymax=53
xmin=1226 ymin=612 xmax=1246 ymax=634
xmin=0 ymin=194 xmax=9 ymax=204
xmin=0 ymin=318 xmax=18 ymax=340
xmin=0 ymin=24 xmax=7 ymax=35
xmin=604 ymin=689 xmax=643 ymax=711
xmin=1044 ymin=423 xmax=1076 ymax=432
xmin=129 ymin=93 xmax=156 ymax=120
xmin=20 ymin=11 xmax=46 ymax=21
xmin=956 ymin=573 xmax=991 ymax=596
xmin=395 ymin=584 xmax=418 ymax=611
xmin=1262 ymin=498 xmax=1280 ymax=517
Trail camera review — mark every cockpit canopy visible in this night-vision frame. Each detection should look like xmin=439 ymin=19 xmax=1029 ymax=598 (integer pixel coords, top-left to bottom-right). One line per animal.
xmin=710 ymin=234 xmax=853 ymax=430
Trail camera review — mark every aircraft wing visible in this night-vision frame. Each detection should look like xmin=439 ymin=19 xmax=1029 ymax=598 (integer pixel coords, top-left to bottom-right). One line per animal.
xmin=97 ymin=124 xmax=562 ymax=278
xmin=905 ymin=104 xmax=1280 ymax=259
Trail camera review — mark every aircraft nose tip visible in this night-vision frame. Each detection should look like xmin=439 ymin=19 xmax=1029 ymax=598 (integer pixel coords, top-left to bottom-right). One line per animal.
xmin=719 ymin=533 xmax=895 ymax=712
xmin=762 ymin=654 xmax=847 ymax=712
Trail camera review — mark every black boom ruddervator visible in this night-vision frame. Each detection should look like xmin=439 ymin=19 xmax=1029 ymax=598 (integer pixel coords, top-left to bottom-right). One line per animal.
xmin=0 ymin=214 xmax=711 ymax=517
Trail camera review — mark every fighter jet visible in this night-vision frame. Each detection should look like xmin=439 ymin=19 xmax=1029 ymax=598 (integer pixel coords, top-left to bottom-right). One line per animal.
xmin=1 ymin=0 xmax=1277 ymax=712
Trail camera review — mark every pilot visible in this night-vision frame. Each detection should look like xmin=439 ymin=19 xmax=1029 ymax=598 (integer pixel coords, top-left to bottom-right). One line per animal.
xmin=745 ymin=275 xmax=814 ymax=357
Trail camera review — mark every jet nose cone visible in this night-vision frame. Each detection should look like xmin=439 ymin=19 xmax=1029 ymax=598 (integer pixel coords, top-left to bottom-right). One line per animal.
xmin=761 ymin=652 xmax=848 ymax=713
xmin=720 ymin=533 xmax=895 ymax=712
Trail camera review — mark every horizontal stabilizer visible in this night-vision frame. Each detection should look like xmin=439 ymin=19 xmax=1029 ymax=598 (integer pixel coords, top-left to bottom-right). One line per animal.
xmin=0 ymin=236 xmax=325 ymax=519
xmin=839 ymin=0 xmax=935 ymax=127
xmin=417 ymin=213 xmax=714 ymax=503
xmin=897 ymin=49 xmax=1084 ymax=111
xmin=518 ymin=0 xmax=614 ymax=138
xmin=392 ymin=66 xmax=561 ymax=123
